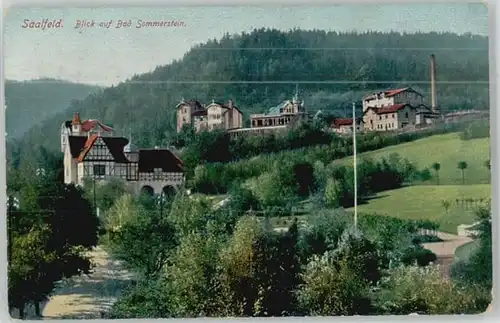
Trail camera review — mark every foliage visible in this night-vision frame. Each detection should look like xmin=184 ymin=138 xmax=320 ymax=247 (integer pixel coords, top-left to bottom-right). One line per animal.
xmin=450 ymin=204 xmax=492 ymax=290
xmin=457 ymin=161 xmax=468 ymax=184
xmin=296 ymin=230 xmax=379 ymax=316
xmin=16 ymin=30 xmax=489 ymax=157
xmin=338 ymin=132 xmax=490 ymax=185
xmin=432 ymin=162 xmax=441 ymax=185
xmin=8 ymin=180 xmax=99 ymax=317
xmin=105 ymin=195 xmax=177 ymax=278
xmin=108 ymin=278 xmax=171 ymax=319
xmin=5 ymin=79 xmax=101 ymax=139
xmin=372 ymin=265 xmax=490 ymax=314
xmin=353 ymin=184 xmax=490 ymax=234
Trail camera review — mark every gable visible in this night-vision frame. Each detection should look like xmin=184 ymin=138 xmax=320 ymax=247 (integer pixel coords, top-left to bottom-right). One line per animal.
xmin=77 ymin=135 xmax=129 ymax=163
xmin=80 ymin=137 xmax=114 ymax=161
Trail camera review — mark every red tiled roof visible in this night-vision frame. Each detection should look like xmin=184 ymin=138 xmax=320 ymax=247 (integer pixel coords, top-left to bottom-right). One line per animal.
xmin=372 ymin=103 xmax=408 ymax=114
xmin=333 ymin=118 xmax=354 ymax=127
xmin=364 ymin=87 xmax=423 ymax=100
xmin=81 ymin=119 xmax=114 ymax=132
xmin=384 ymin=88 xmax=409 ymax=97
xmin=77 ymin=135 xmax=99 ymax=162
xmin=332 ymin=118 xmax=362 ymax=128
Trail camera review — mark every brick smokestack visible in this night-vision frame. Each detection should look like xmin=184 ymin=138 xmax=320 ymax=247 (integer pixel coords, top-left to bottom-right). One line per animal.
xmin=430 ymin=54 xmax=437 ymax=112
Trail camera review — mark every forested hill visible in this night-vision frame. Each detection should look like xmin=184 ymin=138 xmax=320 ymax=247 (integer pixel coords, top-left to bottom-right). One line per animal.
xmin=17 ymin=29 xmax=488 ymax=153
xmin=5 ymin=79 xmax=101 ymax=138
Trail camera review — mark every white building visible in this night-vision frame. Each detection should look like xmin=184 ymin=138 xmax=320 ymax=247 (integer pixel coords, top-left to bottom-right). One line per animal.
xmin=61 ymin=112 xmax=185 ymax=196
xmin=361 ymin=87 xmax=439 ymax=131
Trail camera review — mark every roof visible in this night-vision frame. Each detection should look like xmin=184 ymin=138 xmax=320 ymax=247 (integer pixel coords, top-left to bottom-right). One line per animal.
xmin=364 ymin=87 xmax=423 ymax=100
xmin=177 ymin=100 xmax=204 ymax=111
xmin=206 ymin=100 xmax=244 ymax=115
xmin=138 ymin=149 xmax=184 ymax=173
xmin=366 ymin=103 xmax=409 ymax=115
xmin=68 ymin=136 xmax=88 ymax=158
xmin=332 ymin=118 xmax=363 ymax=128
xmin=81 ymin=119 xmax=114 ymax=132
xmin=192 ymin=110 xmax=207 ymax=117
xmin=77 ymin=135 xmax=99 ymax=162
xmin=262 ymin=100 xmax=290 ymax=117
xmin=76 ymin=135 xmax=129 ymax=163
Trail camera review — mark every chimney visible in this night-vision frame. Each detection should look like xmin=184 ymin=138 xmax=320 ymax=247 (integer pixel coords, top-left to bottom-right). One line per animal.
xmin=430 ymin=54 xmax=437 ymax=112
xmin=228 ymin=99 xmax=233 ymax=108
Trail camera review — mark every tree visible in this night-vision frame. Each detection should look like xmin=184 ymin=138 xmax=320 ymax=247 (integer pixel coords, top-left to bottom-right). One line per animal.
xmin=372 ymin=265 xmax=490 ymax=315
xmin=106 ymin=194 xmax=177 ymax=278
xmin=451 ymin=204 xmax=492 ymax=290
xmin=432 ymin=162 xmax=441 ymax=185
xmin=441 ymin=199 xmax=451 ymax=214
xmin=484 ymin=159 xmax=490 ymax=171
xmin=457 ymin=161 xmax=468 ymax=184
xmin=8 ymin=180 xmax=99 ymax=318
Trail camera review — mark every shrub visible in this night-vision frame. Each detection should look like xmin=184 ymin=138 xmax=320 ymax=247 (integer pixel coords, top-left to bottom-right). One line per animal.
xmin=372 ymin=265 xmax=490 ymax=315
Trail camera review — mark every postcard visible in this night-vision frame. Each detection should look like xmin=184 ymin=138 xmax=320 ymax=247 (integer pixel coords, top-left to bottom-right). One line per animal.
xmin=3 ymin=4 xmax=492 ymax=319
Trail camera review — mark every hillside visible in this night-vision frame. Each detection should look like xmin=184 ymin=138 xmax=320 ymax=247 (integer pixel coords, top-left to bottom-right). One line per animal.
xmin=5 ymin=79 xmax=102 ymax=138
xmin=336 ymin=133 xmax=491 ymax=185
xmin=349 ymin=184 xmax=491 ymax=234
xmin=17 ymin=29 xmax=488 ymax=153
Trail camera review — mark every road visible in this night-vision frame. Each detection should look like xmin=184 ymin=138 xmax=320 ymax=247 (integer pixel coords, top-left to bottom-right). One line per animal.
xmin=19 ymin=246 xmax=132 ymax=320
xmin=422 ymin=231 xmax=473 ymax=279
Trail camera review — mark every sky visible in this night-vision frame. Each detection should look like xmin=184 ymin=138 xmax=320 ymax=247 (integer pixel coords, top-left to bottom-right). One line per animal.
xmin=4 ymin=4 xmax=489 ymax=86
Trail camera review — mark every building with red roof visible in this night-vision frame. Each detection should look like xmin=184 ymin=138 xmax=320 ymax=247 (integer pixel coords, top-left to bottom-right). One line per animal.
xmin=331 ymin=117 xmax=364 ymax=134
xmin=62 ymin=113 xmax=185 ymax=196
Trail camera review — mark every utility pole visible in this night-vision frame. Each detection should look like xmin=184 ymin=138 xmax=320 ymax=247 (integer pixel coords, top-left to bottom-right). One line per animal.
xmin=160 ymin=191 xmax=164 ymax=218
xmin=7 ymin=196 xmax=12 ymax=263
xmin=93 ymin=177 xmax=97 ymax=216
xmin=352 ymin=102 xmax=358 ymax=230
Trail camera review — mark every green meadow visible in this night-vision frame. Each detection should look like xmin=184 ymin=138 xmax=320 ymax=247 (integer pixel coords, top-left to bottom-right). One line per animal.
xmin=348 ymin=184 xmax=491 ymax=234
xmin=338 ymin=133 xmax=490 ymax=185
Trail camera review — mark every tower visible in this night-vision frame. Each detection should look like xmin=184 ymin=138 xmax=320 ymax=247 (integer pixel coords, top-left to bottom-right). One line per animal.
xmin=71 ymin=112 xmax=82 ymax=134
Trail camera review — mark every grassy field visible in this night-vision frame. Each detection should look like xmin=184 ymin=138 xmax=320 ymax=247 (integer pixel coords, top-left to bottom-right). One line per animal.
xmin=336 ymin=133 xmax=490 ymax=185
xmin=347 ymin=184 xmax=491 ymax=234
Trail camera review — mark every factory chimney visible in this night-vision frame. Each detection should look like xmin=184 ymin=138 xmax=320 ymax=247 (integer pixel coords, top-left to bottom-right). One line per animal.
xmin=430 ymin=54 xmax=437 ymax=112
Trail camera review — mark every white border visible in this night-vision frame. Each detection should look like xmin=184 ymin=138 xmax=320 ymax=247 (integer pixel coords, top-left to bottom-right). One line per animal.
xmin=0 ymin=0 xmax=497 ymax=322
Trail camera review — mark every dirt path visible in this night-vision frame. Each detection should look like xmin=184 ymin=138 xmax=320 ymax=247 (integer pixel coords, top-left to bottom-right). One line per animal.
xmin=422 ymin=231 xmax=473 ymax=278
xmin=19 ymin=246 xmax=133 ymax=320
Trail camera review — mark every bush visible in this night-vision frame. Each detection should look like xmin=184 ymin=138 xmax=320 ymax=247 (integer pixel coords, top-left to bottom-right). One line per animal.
xmin=401 ymin=246 xmax=437 ymax=267
xmin=372 ymin=265 xmax=490 ymax=315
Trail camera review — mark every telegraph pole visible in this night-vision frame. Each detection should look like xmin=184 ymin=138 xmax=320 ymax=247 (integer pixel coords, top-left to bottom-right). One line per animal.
xmin=7 ymin=196 xmax=12 ymax=263
xmin=352 ymin=102 xmax=358 ymax=229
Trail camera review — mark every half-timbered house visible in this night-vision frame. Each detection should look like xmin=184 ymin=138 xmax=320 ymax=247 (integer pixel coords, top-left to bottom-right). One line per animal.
xmin=62 ymin=113 xmax=185 ymax=196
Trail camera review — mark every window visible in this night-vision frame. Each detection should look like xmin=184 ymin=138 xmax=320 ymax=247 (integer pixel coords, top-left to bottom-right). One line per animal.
xmin=93 ymin=165 xmax=106 ymax=177
xmin=385 ymin=115 xmax=388 ymax=119
xmin=183 ymin=108 xmax=187 ymax=113
xmin=392 ymin=114 xmax=395 ymax=118
xmin=405 ymin=112 xmax=409 ymax=118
